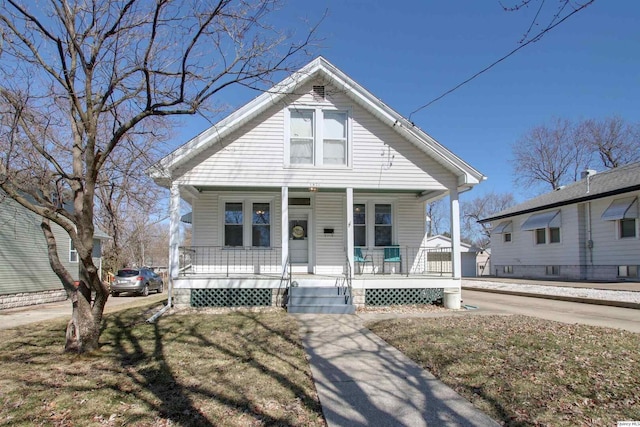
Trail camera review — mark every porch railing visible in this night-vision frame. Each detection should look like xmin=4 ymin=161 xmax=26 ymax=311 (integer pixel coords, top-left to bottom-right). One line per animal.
xmin=178 ymin=245 xmax=453 ymax=277
xmin=179 ymin=246 xmax=282 ymax=277
xmin=353 ymin=246 xmax=453 ymax=276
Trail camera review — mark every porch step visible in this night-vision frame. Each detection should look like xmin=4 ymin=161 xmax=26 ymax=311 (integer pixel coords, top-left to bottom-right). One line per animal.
xmin=287 ymin=286 xmax=355 ymax=315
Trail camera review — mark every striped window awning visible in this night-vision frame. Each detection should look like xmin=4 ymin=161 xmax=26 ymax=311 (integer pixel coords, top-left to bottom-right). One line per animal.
xmin=601 ymin=197 xmax=638 ymax=221
xmin=492 ymin=221 xmax=513 ymax=234
xmin=521 ymin=210 xmax=561 ymax=231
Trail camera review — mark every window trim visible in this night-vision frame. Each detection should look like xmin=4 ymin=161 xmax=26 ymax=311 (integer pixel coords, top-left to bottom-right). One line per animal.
xmin=534 ymin=228 xmax=546 ymax=245
xmin=69 ymin=238 xmax=78 ymax=263
xmin=285 ymin=106 xmax=352 ymax=169
xmin=619 ymin=218 xmax=637 ymax=239
xmin=353 ymin=200 xmax=396 ymax=249
xmin=220 ymin=198 xmax=274 ymax=248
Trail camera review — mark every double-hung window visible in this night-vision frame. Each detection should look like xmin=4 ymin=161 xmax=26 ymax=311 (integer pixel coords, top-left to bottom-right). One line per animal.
xmin=353 ymin=204 xmax=367 ymax=247
xmin=374 ymin=204 xmax=393 ymax=247
xmin=620 ymin=218 xmax=637 ymax=238
xmin=224 ymin=203 xmax=244 ymax=247
xmin=252 ymin=203 xmax=271 ymax=247
xmin=289 ymin=108 xmax=348 ymax=167
xmin=224 ymin=201 xmax=272 ymax=247
xmin=69 ymin=239 xmax=78 ymax=263
xmin=353 ymin=202 xmax=394 ymax=247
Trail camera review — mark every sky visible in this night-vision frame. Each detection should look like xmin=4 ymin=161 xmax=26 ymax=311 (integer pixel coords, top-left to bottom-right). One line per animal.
xmin=174 ymin=0 xmax=640 ymax=204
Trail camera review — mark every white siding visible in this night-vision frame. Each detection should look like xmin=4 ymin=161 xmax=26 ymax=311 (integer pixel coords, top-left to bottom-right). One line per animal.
xmin=490 ymin=191 xmax=640 ymax=278
xmin=177 ymin=81 xmax=456 ymax=191
xmin=588 ymin=193 xmax=640 ymax=265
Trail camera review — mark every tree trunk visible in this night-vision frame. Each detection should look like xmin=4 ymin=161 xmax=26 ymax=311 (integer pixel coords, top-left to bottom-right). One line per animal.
xmin=41 ymin=220 xmax=107 ymax=353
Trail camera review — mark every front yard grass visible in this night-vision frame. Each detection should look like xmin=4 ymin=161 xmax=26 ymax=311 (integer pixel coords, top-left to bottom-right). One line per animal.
xmin=0 ymin=304 xmax=325 ymax=427
xmin=367 ymin=314 xmax=640 ymax=426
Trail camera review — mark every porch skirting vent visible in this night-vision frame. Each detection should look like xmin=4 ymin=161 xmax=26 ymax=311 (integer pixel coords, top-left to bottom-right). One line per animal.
xmin=365 ymin=288 xmax=444 ymax=306
xmin=191 ymin=289 xmax=272 ymax=308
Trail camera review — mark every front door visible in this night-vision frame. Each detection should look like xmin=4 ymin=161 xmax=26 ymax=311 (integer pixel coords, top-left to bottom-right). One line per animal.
xmin=289 ymin=212 xmax=310 ymax=269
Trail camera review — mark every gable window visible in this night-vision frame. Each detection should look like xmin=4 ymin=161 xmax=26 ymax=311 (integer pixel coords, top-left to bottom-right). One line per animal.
xmin=620 ymin=218 xmax=636 ymax=239
xmin=288 ymin=108 xmax=349 ymax=167
xmin=252 ymin=203 xmax=271 ymax=247
xmin=354 ymin=204 xmax=367 ymax=247
xmin=535 ymin=228 xmax=546 ymax=245
xmin=224 ymin=203 xmax=244 ymax=247
xmin=374 ymin=204 xmax=392 ymax=247
xmin=69 ymin=239 xmax=78 ymax=263
xmin=290 ymin=110 xmax=314 ymax=164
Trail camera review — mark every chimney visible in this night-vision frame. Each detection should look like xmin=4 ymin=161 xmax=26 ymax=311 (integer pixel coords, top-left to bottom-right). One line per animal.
xmin=581 ymin=169 xmax=597 ymax=180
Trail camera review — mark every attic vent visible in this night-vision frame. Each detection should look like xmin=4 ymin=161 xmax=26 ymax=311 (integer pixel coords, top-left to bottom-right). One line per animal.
xmin=312 ymin=85 xmax=325 ymax=101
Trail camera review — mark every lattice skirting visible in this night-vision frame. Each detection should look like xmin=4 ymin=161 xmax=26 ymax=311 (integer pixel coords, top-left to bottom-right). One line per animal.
xmin=365 ymin=288 xmax=444 ymax=306
xmin=190 ymin=288 xmax=272 ymax=308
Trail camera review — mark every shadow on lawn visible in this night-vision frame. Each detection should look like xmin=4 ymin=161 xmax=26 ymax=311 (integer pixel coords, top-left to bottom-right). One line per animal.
xmin=103 ymin=308 xmax=323 ymax=426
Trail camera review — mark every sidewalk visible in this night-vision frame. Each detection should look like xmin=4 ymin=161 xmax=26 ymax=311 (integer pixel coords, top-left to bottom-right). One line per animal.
xmin=462 ymin=277 xmax=640 ymax=310
xmin=295 ymin=314 xmax=499 ymax=427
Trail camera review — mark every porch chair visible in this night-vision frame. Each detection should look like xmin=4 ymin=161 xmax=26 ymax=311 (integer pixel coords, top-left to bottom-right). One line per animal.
xmin=354 ymin=247 xmax=374 ymax=274
xmin=383 ymin=245 xmax=402 ymax=274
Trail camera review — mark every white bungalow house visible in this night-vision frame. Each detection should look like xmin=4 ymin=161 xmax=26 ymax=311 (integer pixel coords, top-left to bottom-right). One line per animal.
xmin=0 ymin=191 xmax=110 ymax=309
xmin=148 ymin=57 xmax=485 ymax=312
xmin=480 ymin=163 xmax=640 ymax=281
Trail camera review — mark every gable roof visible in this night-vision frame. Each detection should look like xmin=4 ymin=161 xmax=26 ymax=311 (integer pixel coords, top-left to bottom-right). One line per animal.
xmin=480 ymin=162 xmax=640 ymax=223
xmin=149 ymin=56 xmax=485 ymax=190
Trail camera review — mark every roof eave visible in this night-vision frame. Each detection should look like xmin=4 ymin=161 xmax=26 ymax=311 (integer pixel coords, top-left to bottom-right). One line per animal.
xmin=480 ymin=183 xmax=640 ymax=223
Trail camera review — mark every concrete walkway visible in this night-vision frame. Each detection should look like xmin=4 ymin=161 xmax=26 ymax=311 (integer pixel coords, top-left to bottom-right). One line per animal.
xmin=294 ymin=314 xmax=499 ymax=427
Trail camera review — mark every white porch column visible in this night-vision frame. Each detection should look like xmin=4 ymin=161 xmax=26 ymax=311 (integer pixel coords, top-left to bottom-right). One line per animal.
xmin=346 ymin=187 xmax=354 ymax=277
xmin=281 ymin=187 xmax=289 ymax=271
xmin=449 ymin=186 xmax=462 ymax=280
xmin=168 ymin=181 xmax=181 ymax=304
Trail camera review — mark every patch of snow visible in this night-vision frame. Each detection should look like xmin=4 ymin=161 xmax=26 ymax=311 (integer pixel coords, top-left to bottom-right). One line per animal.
xmin=462 ymin=280 xmax=640 ymax=304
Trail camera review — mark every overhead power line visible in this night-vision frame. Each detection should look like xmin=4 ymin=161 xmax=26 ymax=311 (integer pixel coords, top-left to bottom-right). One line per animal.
xmin=408 ymin=0 xmax=595 ymax=122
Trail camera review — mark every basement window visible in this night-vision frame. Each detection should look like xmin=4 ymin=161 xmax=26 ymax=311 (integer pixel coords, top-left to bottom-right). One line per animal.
xmin=545 ymin=265 xmax=560 ymax=276
xmin=618 ymin=265 xmax=638 ymax=278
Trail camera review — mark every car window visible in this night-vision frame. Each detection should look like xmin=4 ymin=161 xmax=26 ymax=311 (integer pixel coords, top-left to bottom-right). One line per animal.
xmin=117 ymin=269 xmax=140 ymax=277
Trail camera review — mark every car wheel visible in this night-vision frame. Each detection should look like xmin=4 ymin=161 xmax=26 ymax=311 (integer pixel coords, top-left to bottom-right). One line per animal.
xmin=141 ymin=285 xmax=149 ymax=297
xmin=111 ymin=291 xmax=119 ymax=297
xmin=157 ymin=282 xmax=164 ymax=294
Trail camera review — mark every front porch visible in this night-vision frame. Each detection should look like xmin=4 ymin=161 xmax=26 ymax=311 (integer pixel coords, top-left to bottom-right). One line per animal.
xmin=172 ymin=245 xmax=460 ymax=310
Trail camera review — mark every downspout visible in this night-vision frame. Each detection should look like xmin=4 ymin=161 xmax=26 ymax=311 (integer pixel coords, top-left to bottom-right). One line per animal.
xmin=147 ymin=180 xmax=179 ymax=323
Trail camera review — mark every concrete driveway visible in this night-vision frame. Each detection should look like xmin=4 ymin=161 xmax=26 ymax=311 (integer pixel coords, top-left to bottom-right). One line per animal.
xmin=461 ymin=289 xmax=640 ymax=333
xmin=0 ymin=292 xmax=167 ymax=330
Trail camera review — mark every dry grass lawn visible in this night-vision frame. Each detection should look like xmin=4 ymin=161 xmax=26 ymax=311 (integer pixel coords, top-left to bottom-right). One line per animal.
xmin=367 ymin=314 xmax=640 ymax=426
xmin=0 ymin=302 xmax=325 ymax=427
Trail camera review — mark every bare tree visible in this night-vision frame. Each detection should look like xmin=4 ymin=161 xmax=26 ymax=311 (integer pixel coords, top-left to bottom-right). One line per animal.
xmin=512 ymin=117 xmax=592 ymax=192
xmin=461 ymin=191 xmax=516 ymax=247
xmin=94 ymin=130 xmax=169 ymax=274
xmin=577 ymin=116 xmax=640 ymax=169
xmin=0 ymin=0 xmax=317 ymax=353
xmin=425 ymin=199 xmax=447 ymax=237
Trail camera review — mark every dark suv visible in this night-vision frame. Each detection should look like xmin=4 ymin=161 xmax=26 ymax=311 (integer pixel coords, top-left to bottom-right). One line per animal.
xmin=111 ymin=268 xmax=164 ymax=297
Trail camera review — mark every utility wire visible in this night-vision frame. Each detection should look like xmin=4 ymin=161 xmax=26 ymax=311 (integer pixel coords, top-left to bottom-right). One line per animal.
xmin=408 ymin=0 xmax=595 ymax=122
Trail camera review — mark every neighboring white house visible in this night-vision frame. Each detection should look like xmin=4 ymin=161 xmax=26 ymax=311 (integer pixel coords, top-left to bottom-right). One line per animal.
xmin=423 ymin=234 xmax=485 ymax=277
xmin=480 ymin=163 xmax=640 ymax=281
xmin=149 ymin=57 xmax=485 ymax=310
xmin=0 ymin=192 xmax=110 ymax=309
